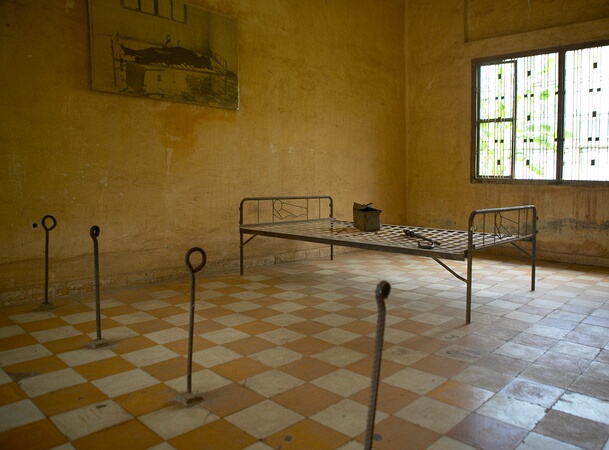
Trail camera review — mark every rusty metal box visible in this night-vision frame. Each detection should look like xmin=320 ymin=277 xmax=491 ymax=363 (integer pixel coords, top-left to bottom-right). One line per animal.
xmin=353 ymin=203 xmax=382 ymax=232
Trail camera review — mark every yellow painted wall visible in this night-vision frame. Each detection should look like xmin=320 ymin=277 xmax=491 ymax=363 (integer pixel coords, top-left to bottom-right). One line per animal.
xmin=2 ymin=0 xmax=608 ymax=303
xmin=405 ymin=0 xmax=609 ymax=267
xmin=0 ymin=0 xmax=406 ymax=302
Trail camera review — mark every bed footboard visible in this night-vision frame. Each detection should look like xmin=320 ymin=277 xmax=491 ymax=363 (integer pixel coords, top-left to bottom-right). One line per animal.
xmin=239 ymin=196 xmax=334 ymax=274
xmin=465 ymin=205 xmax=538 ymax=323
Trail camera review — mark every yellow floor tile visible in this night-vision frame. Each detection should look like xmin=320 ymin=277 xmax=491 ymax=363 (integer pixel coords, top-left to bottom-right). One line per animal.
xmin=0 ymin=419 xmax=67 ymax=450
xmin=34 ymin=383 xmax=108 ymax=416
xmin=159 ymin=294 xmax=191 ymax=306
xmin=403 ymin=335 xmax=451 ymax=353
xmin=113 ymin=383 xmax=177 ymax=417
xmin=111 ymin=335 xmax=158 ymax=355
xmin=351 ymin=383 xmax=420 ymax=415
xmin=213 ymin=357 xmax=270 ymax=382
xmin=196 ymin=306 xmax=233 ymax=319
xmin=224 ymin=336 xmax=276 ymax=356
xmin=126 ymin=318 xmax=174 ymax=334
xmin=72 ymin=419 xmax=163 ymax=450
xmin=410 ymin=354 xmax=469 ymax=378
xmin=74 ymin=356 xmax=137 ymax=381
xmin=285 ymin=320 xmax=331 ymax=336
xmin=20 ymin=317 xmax=69 ymax=333
xmin=164 ymin=336 xmax=216 ymax=355
xmin=143 ymin=356 xmax=203 ymax=382
xmin=170 ymin=418 xmax=257 ymax=450
xmin=427 ymin=379 xmax=494 ymax=411
xmin=3 ymin=355 xmax=68 ymax=376
xmin=146 ymin=305 xmax=188 ymax=318
xmin=0 ymin=382 xmax=27 ymax=406
xmin=203 ymin=383 xmax=265 ymax=417
xmin=72 ymin=318 xmax=121 ymax=334
xmin=1 ymin=302 xmax=42 ymax=316
xmin=0 ymin=333 xmax=38 ymax=350
xmin=53 ymin=304 xmax=95 ymax=317
xmin=42 ymin=335 xmax=96 ymax=354
xmin=274 ymin=383 xmax=343 ymax=416
xmin=265 ymin=418 xmax=350 ymax=450
xmin=370 ymin=415 xmax=441 ymax=449
xmin=0 ymin=313 xmax=13 ymax=326
xmin=100 ymin=305 xmax=140 ymax=317
xmin=280 ymin=356 xmax=337 ymax=382
xmin=339 ymin=319 xmax=377 ymax=335
xmin=342 ymin=335 xmax=376 ymax=354
xmin=284 ymin=336 xmax=335 ymax=355
xmin=233 ymin=320 xmax=279 ymax=335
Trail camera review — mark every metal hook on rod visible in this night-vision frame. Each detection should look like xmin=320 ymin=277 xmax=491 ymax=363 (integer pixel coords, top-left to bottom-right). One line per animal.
xmin=364 ymin=280 xmax=390 ymax=450
xmin=175 ymin=246 xmax=207 ymax=407
xmin=88 ymin=225 xmax=111 ymax=349
xmin=37 ymin=215 xmax=57 ymax=311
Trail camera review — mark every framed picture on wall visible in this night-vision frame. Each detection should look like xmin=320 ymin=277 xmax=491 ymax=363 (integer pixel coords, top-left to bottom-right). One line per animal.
xmin=88 ymin=0 xmax=239 ymax=110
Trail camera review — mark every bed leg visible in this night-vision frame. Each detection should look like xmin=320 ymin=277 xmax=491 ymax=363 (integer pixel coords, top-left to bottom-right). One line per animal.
xmin=466 ymin=252 xmax=472 ymax=325
xmin=240 ymin=233 xmax=244 ymax=275
xmin=331 ymin=244 xmax=334 ymax=261
xmin=531 ymin=249 xmax=536 ymax=292
xmin=531 ymin=219 xmax=537 ymax=292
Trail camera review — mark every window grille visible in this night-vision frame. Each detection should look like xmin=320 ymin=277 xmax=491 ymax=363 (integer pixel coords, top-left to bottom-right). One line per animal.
xmin=473 ymin=42 xmax=608 ymax=183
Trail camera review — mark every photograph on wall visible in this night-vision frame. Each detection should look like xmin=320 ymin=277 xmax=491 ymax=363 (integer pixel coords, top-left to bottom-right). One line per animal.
xmin=88 ymin=0 xmax=238 ymax=110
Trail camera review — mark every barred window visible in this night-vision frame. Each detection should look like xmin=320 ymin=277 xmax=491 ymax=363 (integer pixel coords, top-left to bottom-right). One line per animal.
xmin=472 ymin=42 xmax=609 ymax=183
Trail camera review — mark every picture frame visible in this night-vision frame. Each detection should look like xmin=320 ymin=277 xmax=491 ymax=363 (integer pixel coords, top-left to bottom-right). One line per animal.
xmin=88 ymin=0 xmax=239 ymax=110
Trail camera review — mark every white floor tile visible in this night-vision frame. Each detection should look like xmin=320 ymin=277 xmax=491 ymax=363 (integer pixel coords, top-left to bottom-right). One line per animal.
xmin=311 ymin=368 xmax=370 ymax=397
xmin=166 ymin=368 xmax=231 ymax=394
xmin=139 ymin=404 xmax=218 ymax=440
xmin=113 ymin=311 xmax=156 ymax=325
xmin=312 ymin=346 xmax=366 ymax=367
xmin=0 ymin=324 xmax=25 ymax=339
xmin=192 ymin=346 xmax=242 ymax=367
xmin=554 ymin=392 xmax=609 ymax=425
xmin=242 ymin=369 xmax=304 ymax=397
xmin=396 ymin=397 xmax=469 ymax=434
xmin=0 ymin=399 xmax=45 ymax=432
xmin=19 ymin=368 xmax=86 ymax=397
xmin=50 ymin=400 xmax=131 ymax=440
xmin=30 ymin=325 xmax=82 ymax=343
xmin=145 ymin=327 xmax=190 ymax=344
xmin=477 ymin=394 xmax=546 ymax=430
xmin=249 ymin=347 xmax=302 ymax=368
xmin=226 ymin=400 xmax=303 ymax=439
xmin=0 ymin=344 xmax=52 ymax=366
xmin=57 ymin=347 xmax=115 ymax=367
xmin=384 ymin=367 xmax=446 ymax=395
xmin=92 ymin=368 xmax=159 ymax=397
xmin=311 ymin=399 xmax=384 ymax=437
xmin=122 ymin=345 xmax=179 ymax=367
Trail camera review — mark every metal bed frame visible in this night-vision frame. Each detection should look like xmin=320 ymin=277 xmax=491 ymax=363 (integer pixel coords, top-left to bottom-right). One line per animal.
xmin=239 ymin=196 xmax=537 ymax=324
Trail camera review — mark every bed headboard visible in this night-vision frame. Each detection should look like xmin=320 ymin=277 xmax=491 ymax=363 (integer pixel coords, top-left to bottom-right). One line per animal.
xmin=240 ymin=196 xmax=334 ymax=226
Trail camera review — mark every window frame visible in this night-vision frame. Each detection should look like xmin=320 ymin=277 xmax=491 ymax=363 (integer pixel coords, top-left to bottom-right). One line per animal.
xmin=471 ymin=39 xmax=609 ymax=186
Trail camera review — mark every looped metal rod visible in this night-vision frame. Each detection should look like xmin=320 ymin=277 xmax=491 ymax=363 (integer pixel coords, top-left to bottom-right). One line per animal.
xmin=175 ymin=246 xmax=207 ymax=407
xmin=185 ymin=247 xmax=207 ymax=275
xmin=91 ymin=226 xmax=101 ymax=339
xmin=88 ymin=225 xmax=110 ymax=348
xmin=38 ymin=214 xmax=57 ymax=311
xmin=90 ymin=225 xmax=100 ymax=239
xmin=365 ymin=280 xmax=390 ymax=450
xmin=42 ymin=215 xmax=57 ymax=232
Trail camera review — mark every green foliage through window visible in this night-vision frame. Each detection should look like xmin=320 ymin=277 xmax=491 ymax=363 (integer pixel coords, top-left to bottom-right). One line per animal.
xmin=473 ymin=43 xmax=608 ymax=182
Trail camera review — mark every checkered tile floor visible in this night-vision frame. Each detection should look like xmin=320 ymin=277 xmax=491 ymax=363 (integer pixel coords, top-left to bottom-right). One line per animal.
xmin=1 ymin=251 xmax=609 ymax=449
